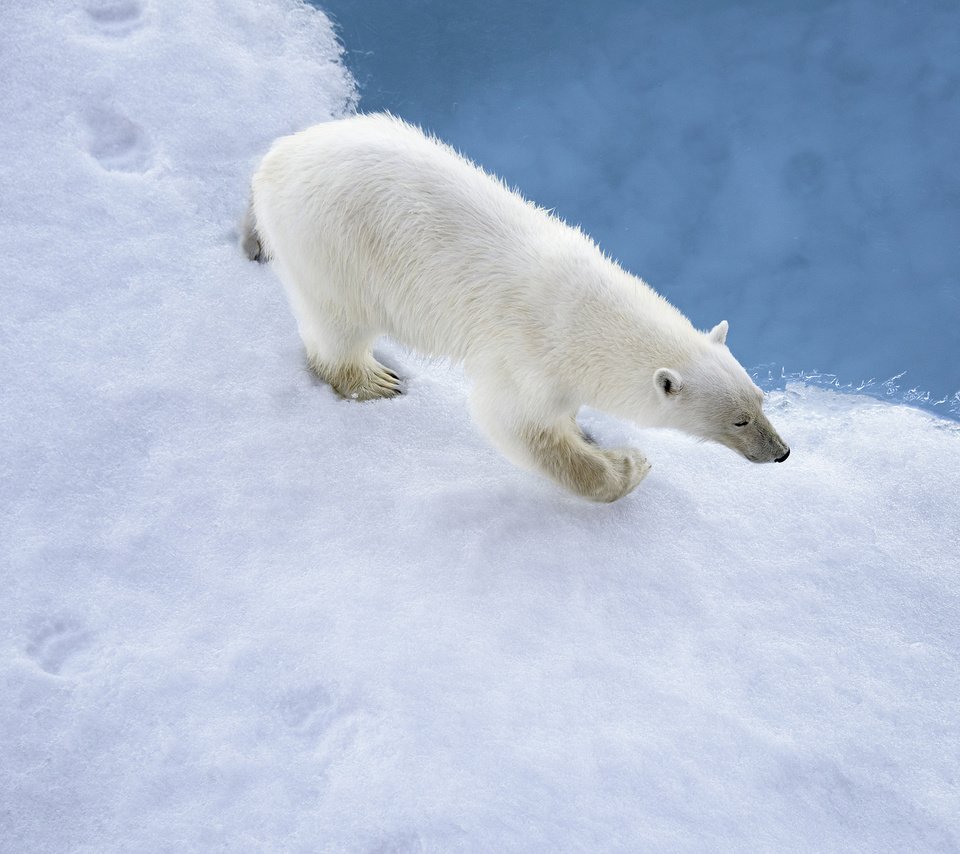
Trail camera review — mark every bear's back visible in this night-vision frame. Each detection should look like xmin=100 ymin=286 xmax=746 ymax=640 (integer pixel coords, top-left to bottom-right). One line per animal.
xmin=252 ymin=114 xmax=598 ymax=362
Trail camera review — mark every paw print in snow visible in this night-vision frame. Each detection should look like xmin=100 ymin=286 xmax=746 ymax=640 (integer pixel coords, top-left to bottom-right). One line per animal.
xmin=25 ymin=615 xmax=94 ymax=675
xmin=278 ymin=682 xmax=340 ymax=736
xmin=82 ymin=106 xmax=153 ymax=173
xmin=84 ymin=0 xmax=146 ymax=36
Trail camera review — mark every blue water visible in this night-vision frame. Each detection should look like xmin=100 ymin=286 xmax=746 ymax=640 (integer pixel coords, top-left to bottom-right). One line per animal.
xmin=316 ymin=0 xmax=959 ymax=414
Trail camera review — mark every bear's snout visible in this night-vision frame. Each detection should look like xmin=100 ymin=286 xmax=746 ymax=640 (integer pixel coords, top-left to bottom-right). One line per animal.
xmin=775 ymin=448 xmax=790 ymax=463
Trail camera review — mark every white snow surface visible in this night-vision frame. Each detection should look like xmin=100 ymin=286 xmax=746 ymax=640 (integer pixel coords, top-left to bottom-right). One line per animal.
xmin=2 ymin=2 xmax=959 ymax=852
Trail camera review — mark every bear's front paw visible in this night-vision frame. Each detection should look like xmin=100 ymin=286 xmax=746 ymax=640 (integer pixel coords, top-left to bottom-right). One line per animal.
xmin=597 ymin=447 xmax=651 ymax=502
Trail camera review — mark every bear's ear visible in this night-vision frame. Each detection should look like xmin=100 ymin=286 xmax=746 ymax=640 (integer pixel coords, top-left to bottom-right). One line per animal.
xmin=654 ymin=368 xmax=684 ymax=398
xmin=709 ymin=320 xmax=728 ymax=345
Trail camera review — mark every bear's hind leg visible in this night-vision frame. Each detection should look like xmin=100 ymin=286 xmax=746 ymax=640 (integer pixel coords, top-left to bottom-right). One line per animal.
xmin=284 ymin=289 xmax=401 ymax=401
xmin=240 ymin=199 xmax=269 ymax=263
xmin=310 ymin=351 xmax=402 ymax=401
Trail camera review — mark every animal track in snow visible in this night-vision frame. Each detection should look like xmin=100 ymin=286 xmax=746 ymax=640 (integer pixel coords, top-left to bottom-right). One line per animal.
xmin=278 ymin=682 xmax=341 ymax=736
xmin=25 ymin=615 xmax=94 ymax=675
xmin=84 ymin=0 xmax=146 ymax=36
xmin=369 ymin=831 xmax=425 ymax=854
xmin=82 ymin=106 xmax=152 ymax=173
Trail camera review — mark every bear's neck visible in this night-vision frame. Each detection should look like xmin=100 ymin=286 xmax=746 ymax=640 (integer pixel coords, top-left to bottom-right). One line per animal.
xmin=564 ymin=265 xmax=702 ymax=424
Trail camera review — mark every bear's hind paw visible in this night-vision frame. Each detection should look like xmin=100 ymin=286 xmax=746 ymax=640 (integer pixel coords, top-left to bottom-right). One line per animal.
xmin=312 ymin=357 xmax=403 ymax=401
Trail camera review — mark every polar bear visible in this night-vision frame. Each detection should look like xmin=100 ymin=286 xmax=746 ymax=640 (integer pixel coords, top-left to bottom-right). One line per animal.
xmin=245 ymin=113 xmax=789 ymax=502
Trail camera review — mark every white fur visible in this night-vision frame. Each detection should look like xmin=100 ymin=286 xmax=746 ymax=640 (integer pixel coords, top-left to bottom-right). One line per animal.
xmin=247 ymin=114 xmax=789 ymax=500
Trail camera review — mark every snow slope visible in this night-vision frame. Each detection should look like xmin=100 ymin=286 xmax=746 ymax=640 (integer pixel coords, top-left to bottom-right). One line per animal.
xmin=1 ymin=2 xmax=959 ymax=852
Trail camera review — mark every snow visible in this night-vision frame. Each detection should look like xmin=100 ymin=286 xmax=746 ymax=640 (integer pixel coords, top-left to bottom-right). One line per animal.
xmin=2 ymin=1 xmax=959 ymax=852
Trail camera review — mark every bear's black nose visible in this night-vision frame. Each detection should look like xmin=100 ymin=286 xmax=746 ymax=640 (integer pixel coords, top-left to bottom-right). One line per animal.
xmin=775 ymin=448 xmax=790 ymax=463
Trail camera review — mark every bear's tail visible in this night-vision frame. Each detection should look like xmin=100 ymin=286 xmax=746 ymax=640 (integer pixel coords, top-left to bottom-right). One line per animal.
xmin=239 ymin=196 xmax=270 ymax=263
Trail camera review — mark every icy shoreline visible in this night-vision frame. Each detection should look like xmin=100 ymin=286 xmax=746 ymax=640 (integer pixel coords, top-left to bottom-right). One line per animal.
xmin=751 ymin=366 xmax=960 ymax=421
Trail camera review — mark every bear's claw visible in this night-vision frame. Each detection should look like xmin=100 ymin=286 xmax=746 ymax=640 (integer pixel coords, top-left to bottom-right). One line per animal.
xmin=311 ymin=356 xmax=403 ymax=401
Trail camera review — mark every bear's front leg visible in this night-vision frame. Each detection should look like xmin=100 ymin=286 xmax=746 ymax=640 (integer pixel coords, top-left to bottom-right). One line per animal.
xmin=524 ymin=420 xmax=651 ymax=502
xmin=469 ymin=376 xmax=650 ymax=502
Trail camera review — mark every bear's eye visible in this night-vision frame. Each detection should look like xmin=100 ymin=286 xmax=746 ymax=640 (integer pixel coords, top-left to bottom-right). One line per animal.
xmin=733 ymin=419 xmax=749 ymax=428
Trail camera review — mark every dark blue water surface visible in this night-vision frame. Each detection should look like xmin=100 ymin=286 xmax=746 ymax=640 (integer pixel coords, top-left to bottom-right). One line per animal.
xmin=314 ymin=0 xmax=959 ymax=412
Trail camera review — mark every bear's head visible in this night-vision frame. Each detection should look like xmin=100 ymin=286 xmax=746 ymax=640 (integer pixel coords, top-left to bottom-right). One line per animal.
xmin=653 ymin=321 xmax=790 ymax=464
